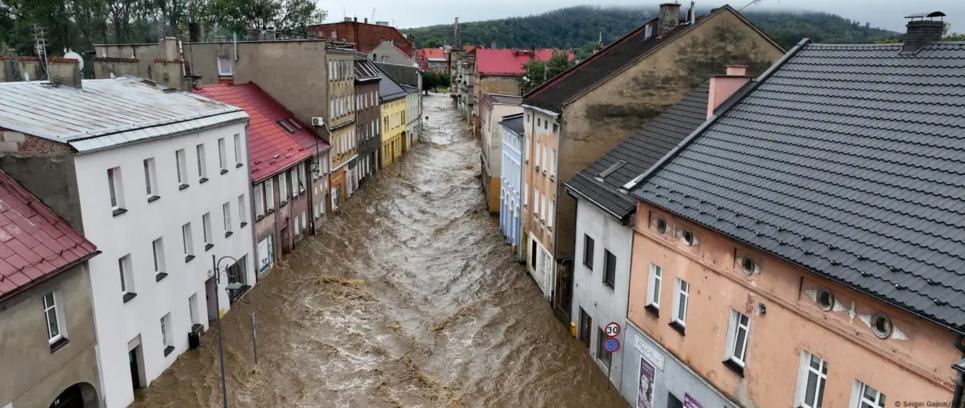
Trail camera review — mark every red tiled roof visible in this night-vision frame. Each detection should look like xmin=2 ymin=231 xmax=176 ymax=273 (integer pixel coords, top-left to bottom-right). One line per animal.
xmin=464 ymin=45 xmax=485 ymax=52
xmin=475 ymin=49 xmax=574 ymax=76
xmin=0 ymin=169 xmax=97 ymax=301
xmin=422 ymin=48 xmax=446 ymax=60
xmin=195 ymin=83 xmax=330 ymax=183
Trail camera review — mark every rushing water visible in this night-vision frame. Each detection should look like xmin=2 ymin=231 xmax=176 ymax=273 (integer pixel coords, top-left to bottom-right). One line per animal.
xmin=130 ymin=94 xmax=629 ymax=408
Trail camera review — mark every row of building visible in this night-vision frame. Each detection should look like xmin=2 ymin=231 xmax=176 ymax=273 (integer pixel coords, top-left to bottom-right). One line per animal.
xmin=467 ymin=4 xmax=965 ymax=408
xmin=0 ymin=20 xmax=424 ymax=408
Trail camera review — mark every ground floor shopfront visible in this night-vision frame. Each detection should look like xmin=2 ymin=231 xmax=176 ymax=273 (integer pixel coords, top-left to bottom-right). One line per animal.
xmin=621 ymin=323 xmax=739 ymax=408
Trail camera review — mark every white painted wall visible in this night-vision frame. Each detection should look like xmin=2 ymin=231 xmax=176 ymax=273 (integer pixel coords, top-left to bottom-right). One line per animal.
xmin=484 ymin=104 xmax=522 ymax=178
xmin=74 ymin=122 xmax=255 ymax=408
xmin=570 ymin=198 xmax=634 ymax=389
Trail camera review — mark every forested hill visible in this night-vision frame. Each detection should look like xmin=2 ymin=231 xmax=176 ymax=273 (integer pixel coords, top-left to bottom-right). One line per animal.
xmin=401 ymin=6 xmax=898 ymax=51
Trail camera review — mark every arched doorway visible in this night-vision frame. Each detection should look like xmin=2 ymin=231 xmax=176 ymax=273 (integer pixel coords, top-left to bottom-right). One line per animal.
xmin=50 ymin=383 xmax=98 ymax=408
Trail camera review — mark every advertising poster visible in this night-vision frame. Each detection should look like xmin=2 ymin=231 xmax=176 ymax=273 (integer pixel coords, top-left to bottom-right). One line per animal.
xmin=637 ymin=357 xmax=656 ymax=408
xmin=684 ymin=394 xmax=703 ymax=408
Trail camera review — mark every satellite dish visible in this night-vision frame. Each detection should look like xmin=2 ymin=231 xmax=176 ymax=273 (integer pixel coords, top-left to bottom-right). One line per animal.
xmin=64 ymin=50 xmax=84 ymax=71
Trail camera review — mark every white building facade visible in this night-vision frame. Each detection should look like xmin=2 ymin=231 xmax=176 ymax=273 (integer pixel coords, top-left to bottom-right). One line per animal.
xmin=0 ymin=77 xmax=255 ymax=408
xmin=570 ymin=200 xmax=634 ymax=389
xmin=404 ymin=86 xmax=422 ymax=150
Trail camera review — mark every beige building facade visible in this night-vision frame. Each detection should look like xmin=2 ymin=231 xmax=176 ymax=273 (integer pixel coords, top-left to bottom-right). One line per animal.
xmin=521 ymin=5 xmax=784 ymax=321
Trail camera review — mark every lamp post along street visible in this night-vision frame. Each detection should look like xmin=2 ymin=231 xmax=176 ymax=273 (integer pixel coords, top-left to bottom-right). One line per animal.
xmin=212 ymin=254 xmax=242 ymax=408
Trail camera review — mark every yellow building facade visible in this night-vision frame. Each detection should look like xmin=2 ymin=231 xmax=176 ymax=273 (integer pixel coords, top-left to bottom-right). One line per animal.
xmin=380 ymin=97 xmax=406 ymax=167
xmin=326 ymin=49 xmax=356 ymax=211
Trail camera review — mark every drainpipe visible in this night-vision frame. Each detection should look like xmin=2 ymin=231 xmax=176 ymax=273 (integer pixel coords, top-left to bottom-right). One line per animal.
xmin=952 ymin=332 xmax=965 ymax=408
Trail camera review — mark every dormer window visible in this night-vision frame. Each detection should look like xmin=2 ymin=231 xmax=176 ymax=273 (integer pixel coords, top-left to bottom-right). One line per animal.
xmin=871 ymin=314 xmax=893 ymax=339
xmin=816 ymin=289 xmax=834 ymax=311
xmin=655 ymin=217 xmax=667 ymax=234
xmin=679 ymin=228 xmax=697 ymax=246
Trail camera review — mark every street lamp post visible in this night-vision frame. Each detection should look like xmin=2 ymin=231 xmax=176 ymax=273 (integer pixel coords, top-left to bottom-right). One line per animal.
xmin=211 ymin=254 xmax=242 ymax=408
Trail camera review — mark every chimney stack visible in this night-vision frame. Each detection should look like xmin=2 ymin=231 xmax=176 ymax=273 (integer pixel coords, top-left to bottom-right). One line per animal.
xmin=188 ymin=22 xmax=204 ymax=42
xmin=902 ymin=12 xmax=945 ymax=54
xmin=47 ymin=57 xmax=82 ymax=88
xmin=161 ymin=36 xmax=178 ymax=60
xmin=658 ymin=3 xmax=682 ymax=35
xmin=364 ymin=18 xmax=368 ymax=24
xmin=0 ymin=57 xmax=12 ymax=82
xmin=707 ymin=65 xmax=750 ymax=119
xmin=16 ymin=57 xmax=41 ymax=81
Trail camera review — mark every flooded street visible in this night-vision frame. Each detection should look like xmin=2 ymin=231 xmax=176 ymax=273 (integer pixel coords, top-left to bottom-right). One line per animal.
xmin=130 ymin=94 xmax=628 ymax=408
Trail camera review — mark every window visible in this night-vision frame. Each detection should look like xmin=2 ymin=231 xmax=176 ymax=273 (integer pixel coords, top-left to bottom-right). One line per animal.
xmin=143 ymin=159 xmax=158 ymax=201
xmin=43 ymin=292 xmax=65 ymax=344
xmin=596 ymin=327 xmax=612 ymax=366
xmin=671 ymin=278 xmax=689 ymax=329
xmin=583 ymin=235 xmax=595 ymax=270
xmin=537 ymin=117 xmax=541 ymax=127
xmin=796 ymin=352 xmax=828 ymax=408
xmin=603 ymin=250 xmax=616 ymax=289
xmin=292 ymin=165 xmax=301 ymax=197
xmin=196 ymin=144 xmax=207 ymax=181
xmin=541 ymin=147 xmax=547 ymax=173
xmin=118 ymin=254 xmax=135 ymax=301
xmin=218 ymin=138 xmax=227 ymax=173
xmin=852 ymin=381 xmax=886 ymax=408
xmin=817 ymin=288 xmax=835 ymax=311
xmin=871 ymin=313 xmax=893 ymax=339
xmin=234 ymin=134 xmax=243 ymax=167
xmin=725 ymin=310 xmax=751 ymax=370
xmin=534 ymin=192 xmax=540 ymax=220
xmin=182 ymin=223 xmax=194 ymax=261
xmin=541 ymin=193 xmax=547 ymax=223
xmin=175 ymin=149 xmax=188 ymax=188
xmin=668 ymin=394 xmax=684 ymax=408
xmin=254 ymin=184 xmax=265 ymax=217
xmin=279 ymin=172 xmax=288 ymax=204
xmin=202 ymin=213 xmax=213 ymax=250
xmin=646 ymin=263 xmax=662 ymax=310
xmin=549 ymin=149 xmax=556 ymax=177
xmin=548 ymin=200 xmax=554 ymax=229
xmin=544 ymin=120 xmax=549 ymax=130
xmin=223 ymin=202 xmax=232 ymax=236
xmin=266 ymin=178 xmax=275 ymax=211
xmin=523 ymin=182 xmax=528 ymax=207
xmin=535 ymin=144 xmax=541 ymax=170
xmin=160 ymin=313 xmax=174 ymax=356
xmin=217 ymin=56 xmax=231 ymax=76
xmin=238 ymin=195 xmax=247 ymax=226
xmin=107 ymin=167 xmax=125 ymax=213
xmin=152 ymin=238 xmax=166 ymax=280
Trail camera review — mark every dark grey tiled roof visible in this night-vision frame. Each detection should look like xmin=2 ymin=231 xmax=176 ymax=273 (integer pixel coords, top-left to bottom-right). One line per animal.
xmin=376 ymin=64 xmax=407 ymax=102
xmin=566 ymin=83 xmax=709 ymax=220
xmin=630 ymin=41 xmax=965 ymax=331
xmin=500 ymin=113 xmax=524 ymax=135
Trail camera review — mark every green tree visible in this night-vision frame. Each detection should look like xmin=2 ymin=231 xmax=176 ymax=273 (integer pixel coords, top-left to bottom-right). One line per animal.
xmin=422 ymin=70 xmax=439 ymax=91
xmin=517 ymin=51 xmax=573 ymax=94
xmin=208 ymin=0 xmax=326 ymax=36
xmin=422 ymin=37 xmax=442 ymax=48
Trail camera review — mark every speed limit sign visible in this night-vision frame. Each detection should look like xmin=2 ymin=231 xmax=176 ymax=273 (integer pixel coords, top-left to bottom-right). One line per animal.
xmin=605 ymin=322 xmax=620 ymax=337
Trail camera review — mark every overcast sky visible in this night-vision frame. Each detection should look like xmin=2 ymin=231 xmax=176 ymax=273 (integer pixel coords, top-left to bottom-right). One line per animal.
xmin=322 ymin=0 xmax=964 ymax=33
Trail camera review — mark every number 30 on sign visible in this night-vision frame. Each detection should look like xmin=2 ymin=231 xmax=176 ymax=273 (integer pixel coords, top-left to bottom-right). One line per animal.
xmin=605 ymin=322 xmax=620 ymax=337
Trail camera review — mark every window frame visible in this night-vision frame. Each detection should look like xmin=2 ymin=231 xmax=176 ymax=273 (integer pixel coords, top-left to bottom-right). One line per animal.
xmin=646 ymin=263 xmax=662 ymax=308
xmin=202 ymin=213 xmax=213 ymax=249
xmin=152 ymin=238 xmax=165 ymax=278
xmin=223 ymin=202 xmax=232 ymax=236
xmin=175 ymin=149 xmax=188 ymax=188
xmin=603 ymin=249 xmax=616 ymax=289
xmin=266 ymin=178 xmax=275 ymax=211
xmin=233 ymin=134 xmax=243 ymax=167
xmin=238 ymin=194 xmax=248 ymax=226
xmin=583 ymin=234 xmax=595 ymax=270
xmin=672 ymin=278 xmax=689 ymax=326
xmin=217 ymin=56 xmax=232 ymax=76
xmin=43 ymin=292 xmax=65 ymax=344
xmin=143 ymin=159 xmax=158 ymax=200
xmin=795 ymin=351 xmax=829 ymax=408
xmin=118 ymin=254 xmax=135 ymax=298
xmin=725 ymin=310 xmax=751 ymax=368
xmin=107 ymin=166 xmax=125 ymax=211
xmin=196 ymin=144 xmax=207 ymax=181
xmin=596 ymin=326 xmax=612 ymax=366
xmin=254 ymin=184 xmax=265 ymax=217
xmin=279 ymin=172 xmax=288 ymax=205
xmin=218 ymin=138 xmax=227 ymax=172
xmin=851 ymin=380 xmax=886 ymax=408
xmin=182 ymin=223 xmax=194 ymax=259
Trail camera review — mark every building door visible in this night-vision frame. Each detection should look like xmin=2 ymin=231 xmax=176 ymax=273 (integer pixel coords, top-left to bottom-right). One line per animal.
xmin=49 ymin=384 xmax=84 ymax=408
xmin=579 ymin=308 xmax=591 ymax=348
xmin=205 ymin=277 xmax=218 ymax=322
xmin=129 ymin=348 xmax=142 ymax=390
xmin=530 ymin=239 xmax=537 ymax=271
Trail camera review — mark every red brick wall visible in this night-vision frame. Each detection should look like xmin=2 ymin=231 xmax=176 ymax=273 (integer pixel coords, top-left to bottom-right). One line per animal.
xmin=308 ymin=22 xmax=414 ymax=55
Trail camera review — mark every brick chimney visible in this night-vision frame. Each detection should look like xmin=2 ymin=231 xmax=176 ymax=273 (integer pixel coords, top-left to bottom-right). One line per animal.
xmin=902 ymin=12 xmax=945 ymax=54
xmin=707 ymin=65 xmax=751 ymax=119
xmin=658 ymin=3 xmax=682 ymax=35
xmin=47 ymin=57 xmax=82 ymax=88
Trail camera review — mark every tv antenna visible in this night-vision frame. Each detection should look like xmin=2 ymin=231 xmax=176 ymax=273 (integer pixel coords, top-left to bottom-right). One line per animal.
xmin=31 ymin=24 xmax=49 ymax=79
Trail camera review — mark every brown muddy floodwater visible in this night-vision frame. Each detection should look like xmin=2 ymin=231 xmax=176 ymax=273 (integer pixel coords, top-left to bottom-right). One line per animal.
xmin=130 ymin=94 xmax=629 ymax=408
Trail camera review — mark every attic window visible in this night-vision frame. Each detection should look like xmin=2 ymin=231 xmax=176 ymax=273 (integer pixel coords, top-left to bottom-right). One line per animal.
xmin=277 ymin=120 xmax=295 ymax=134
xmin=599 ymin=160 xmax=627 ymax=179
xmin=655 ymin=217 xmax=667 ymax=234
xmin=871 ymin=314 xmax=893 ymax=339
xmin=817 ymin=289 xmax=834 ymax=311
xmin=285 ymin=118 xmax=303 ymax=130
